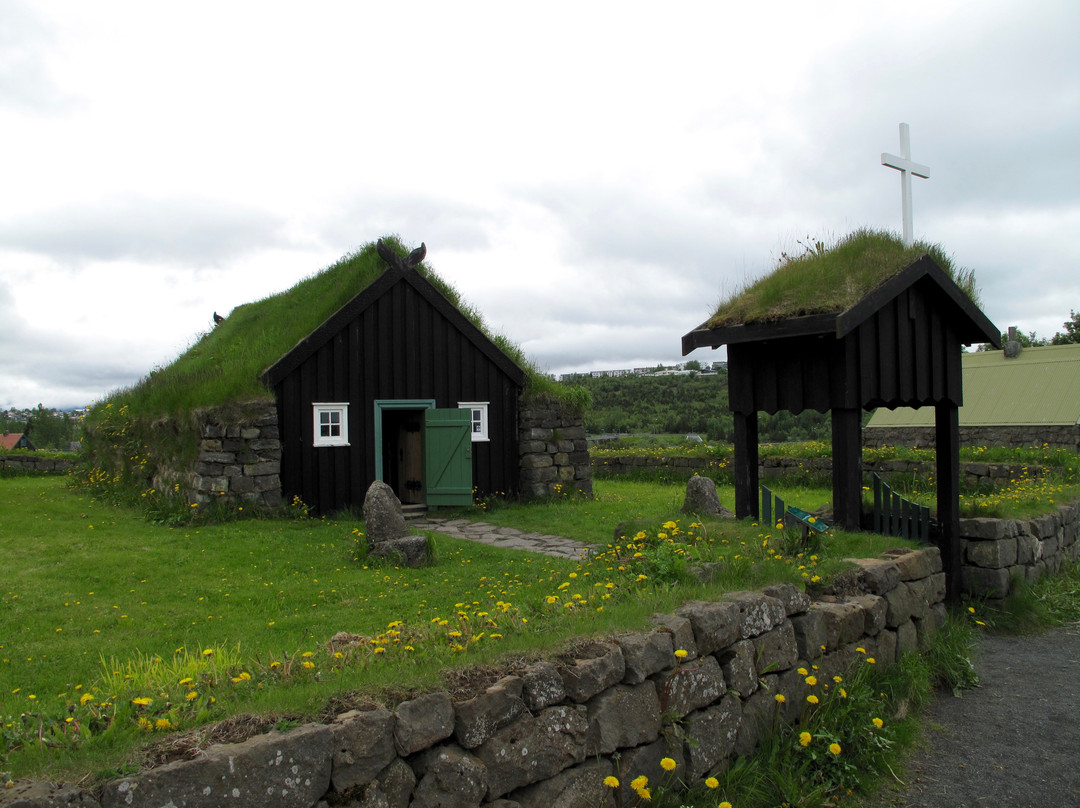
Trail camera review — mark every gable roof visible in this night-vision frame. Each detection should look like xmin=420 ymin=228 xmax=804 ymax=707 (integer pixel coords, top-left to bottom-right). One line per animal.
xmin=867 ymin=343 xmax=1080 ymax=427
xmin=683 ymin=249 xmax=1000 ymax=353
xmin=0 ymin=433 xmax=31 ymax=450
xmin=261 ymin=260 xmax=526 ymax=388
xmin=98 ymin=238 xmax=531 ymax=417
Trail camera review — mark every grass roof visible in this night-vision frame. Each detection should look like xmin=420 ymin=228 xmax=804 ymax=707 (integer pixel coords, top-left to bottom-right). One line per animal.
xmin=98 ymin=237 xmax=583 ymax=419
xmin=705 ymin=229 xmax=978 ymax=329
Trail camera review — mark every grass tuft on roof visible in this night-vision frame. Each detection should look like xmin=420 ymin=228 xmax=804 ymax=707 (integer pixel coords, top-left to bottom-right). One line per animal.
xmin=95 ymin=236 xmax=584 ymax=420
xmin=706 ymin=229 xmax=979 ymax=329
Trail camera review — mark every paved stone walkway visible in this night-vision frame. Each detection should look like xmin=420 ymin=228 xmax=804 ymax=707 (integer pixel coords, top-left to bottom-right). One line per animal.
xmin=408 ymin=517 xmax=593 ymax=560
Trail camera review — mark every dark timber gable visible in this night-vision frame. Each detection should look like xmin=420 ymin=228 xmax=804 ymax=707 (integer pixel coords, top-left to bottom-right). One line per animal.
xmin=262 ymin=264 xmax=526 ymax=515
xmin=683 ymin=255 xmax=1000 ymax=600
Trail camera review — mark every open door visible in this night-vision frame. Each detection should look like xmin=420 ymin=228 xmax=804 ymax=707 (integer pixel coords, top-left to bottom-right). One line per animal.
xmin=423 ymin=408 xmax=473 ymax=507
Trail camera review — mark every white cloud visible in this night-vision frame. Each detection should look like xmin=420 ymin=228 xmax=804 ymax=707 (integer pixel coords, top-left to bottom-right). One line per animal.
xmin=2 ymin=0 xmax=1078 ymax=407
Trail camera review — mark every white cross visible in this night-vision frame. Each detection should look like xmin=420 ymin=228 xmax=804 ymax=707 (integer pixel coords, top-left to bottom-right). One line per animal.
xmin=881 ymin=122 xmax=930 ymax=246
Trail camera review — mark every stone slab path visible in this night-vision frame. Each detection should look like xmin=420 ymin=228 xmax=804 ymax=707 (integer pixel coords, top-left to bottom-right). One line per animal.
xmin=408 ymin=517 xmax=593 ymax=560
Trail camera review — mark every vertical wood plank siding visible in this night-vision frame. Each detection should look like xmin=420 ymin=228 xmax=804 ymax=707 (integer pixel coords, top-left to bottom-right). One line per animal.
xmin=271 ymin=275 xmax=523 ymax=514
xmin=729 ymin=280 xmax=971 ymax=419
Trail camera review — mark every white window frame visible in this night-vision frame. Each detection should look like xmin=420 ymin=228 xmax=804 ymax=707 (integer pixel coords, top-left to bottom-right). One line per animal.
xmin=312 ymin=402 xmax=350 ymax=447
xmin=458 ymin=401 xmax=490 ymax=442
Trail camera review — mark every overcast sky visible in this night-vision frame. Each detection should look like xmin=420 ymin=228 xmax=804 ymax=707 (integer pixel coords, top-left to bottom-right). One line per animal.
xmin=2 ymin=1 xmax=1078 ymax=410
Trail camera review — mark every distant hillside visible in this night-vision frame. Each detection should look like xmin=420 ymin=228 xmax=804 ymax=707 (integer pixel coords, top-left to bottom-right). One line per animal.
xmin=575 ymin=372 xmax=830 ymax=442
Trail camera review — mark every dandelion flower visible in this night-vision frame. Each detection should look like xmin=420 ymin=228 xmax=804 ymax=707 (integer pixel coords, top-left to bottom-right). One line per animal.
xmin=705 ymin=777 xmax=719 ymax=789
xmin=674 ymin=649 xmax=688 ymax=659
xmin=660 ymin=757 xmax=677 ymax=771
xmin=806 ymin=694 xmax=819 ymax=705
xmin=829 ymin=742 xmax=842 ymax=756
xmin=720 ymin=802 xmax=732 ymax=808
xmin=132 ymin=697 xmax=152 ymax=706
xmin=797 ymin=667 xmax=808 ymax=676
xmin=799 ymin=731 xmax=812 ymax=747
xmin=635 ymin=787 xmax=651 ymax=800
xmin=805 ymin=675 xmax=817 ymax=686
xmin=872 ymin=717 xmax=884 ymax=728
xmin=630 ymin=775 xmax=649 ymax=791
xmin=774 ymin=694 xmax=786 ymax=703
xmin=867 ymin=657 xmax=877 ymax=664
xmin=603 ymin=776 xmax=619 ymax=788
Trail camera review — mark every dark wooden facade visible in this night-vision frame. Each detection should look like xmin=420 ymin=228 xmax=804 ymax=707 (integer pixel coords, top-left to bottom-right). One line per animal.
xmin=262 ymin=264 xmax=525 ymax=514
xmin=683 ymin=256 xmax=1000 ymax=599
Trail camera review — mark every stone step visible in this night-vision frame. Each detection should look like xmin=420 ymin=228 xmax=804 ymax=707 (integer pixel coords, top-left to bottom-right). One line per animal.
xmin=401 ymin=504 xmax=429 ymax=521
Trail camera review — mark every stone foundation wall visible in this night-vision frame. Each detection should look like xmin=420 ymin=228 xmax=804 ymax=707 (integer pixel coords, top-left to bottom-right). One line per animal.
xmin=165 ymin=401 xmax=283 ymax=507
xmin=958 ymin=499 xmax=1080 ymax=601
xmin=0 ymin=454 xmax=75 ymax=474
xmin=518 ymin=402 xmax=592 ymax=500
xmin=12 ymin=548 xmax=944 ymax=808
xmin=864 ymin=425 xmax=1080 ymax=452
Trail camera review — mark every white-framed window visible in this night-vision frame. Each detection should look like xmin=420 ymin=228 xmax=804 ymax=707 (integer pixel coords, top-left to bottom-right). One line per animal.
xmin=312 ymin=402 xmax=349 ymax=447
xmin=458 ymin=401 xmax=489 ymax=442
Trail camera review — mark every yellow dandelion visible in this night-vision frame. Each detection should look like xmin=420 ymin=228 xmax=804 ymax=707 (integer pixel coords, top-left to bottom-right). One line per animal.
xmin=705 ymin=776 xmax=719 ymax=789
xmin=872 ymin=717 xmax=884 ymax=728
xmin=829 ymin=742 xmax=842 ymax=755
xmin=799 ymin=731 xmax=812 ymax=747
xmin=603 ymin=776 xmax=619 ymax=788
xmin=806 ymin=694 xmax=819 ymax=704
xmin=660 ymin=757 xmax=677 ymax=772
xmin=674 ymin=649 xmax=689 ymax=659
xmin=774 ymin=693 xmax=786 ymax=703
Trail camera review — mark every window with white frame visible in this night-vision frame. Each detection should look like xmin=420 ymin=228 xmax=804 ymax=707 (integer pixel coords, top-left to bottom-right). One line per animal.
xmin=312 ymin=403 xmax=349 ymax=447
xmin=458 ymin=401 xmax=489 ymax=442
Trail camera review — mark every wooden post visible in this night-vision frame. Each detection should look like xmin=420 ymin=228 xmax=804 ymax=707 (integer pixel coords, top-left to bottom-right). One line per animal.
xmin=733 ymin=410 xmax=759 ymax=520
xmin=831 ymin=407 xmax=863 ymax=531
xmin=936 ymin=401 xmax=961 ymax=602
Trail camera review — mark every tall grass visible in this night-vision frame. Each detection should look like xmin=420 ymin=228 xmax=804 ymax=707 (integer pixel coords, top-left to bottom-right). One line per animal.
xmin=706 ymin=229 xmax=978 ymax=328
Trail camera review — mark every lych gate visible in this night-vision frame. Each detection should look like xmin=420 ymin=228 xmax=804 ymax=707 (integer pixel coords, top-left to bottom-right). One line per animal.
xmin=682 ymin=251 xmax=1000 ymax=600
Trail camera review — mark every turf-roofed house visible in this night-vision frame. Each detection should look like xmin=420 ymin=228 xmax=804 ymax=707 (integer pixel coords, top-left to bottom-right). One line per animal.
xmin=681 ymin=231 xmax=1000 ymax=597
xmin=85 ymin=238 xmax=589 ymax=516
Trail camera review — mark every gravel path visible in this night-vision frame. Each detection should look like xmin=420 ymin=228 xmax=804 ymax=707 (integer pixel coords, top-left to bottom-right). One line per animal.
xmin=876 ymin=625 xmax=1080 ymax=807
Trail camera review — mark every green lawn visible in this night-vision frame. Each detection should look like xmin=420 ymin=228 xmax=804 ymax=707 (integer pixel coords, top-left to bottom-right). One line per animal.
xmin=1 ymin=476 xmax=915 ymax=781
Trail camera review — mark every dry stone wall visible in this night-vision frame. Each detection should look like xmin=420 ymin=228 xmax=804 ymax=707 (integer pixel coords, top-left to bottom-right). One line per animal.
xmin=594 ymin=454 xmax=1054 ymax=489
xmin=958 ymin=499 xmax=1080 ymax=601
xmin=865 ymin=424 xmax=1080 ymax=452
xmin=0 ymin=454 xmax=75 ymax=474
xmin=185 ymin=402 xmax=282 ymax=507
xmin=518 ymin=403 xmax=592 ymax=500
xmin=7 ymin=547 xmax=945 ymax=808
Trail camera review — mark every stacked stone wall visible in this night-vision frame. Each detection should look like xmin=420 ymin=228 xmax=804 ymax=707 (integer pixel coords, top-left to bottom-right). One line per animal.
xmin=594 ymin=454 xmax=1055 ymax=489
xmin=9 ymin=548 xmax=945 ymax=808
xmin=0 ymin=454 xmax=75 ymax=474
xmin=518 ymin=403 xmax=592 ymax=500
xmin=958 ymin=499 xmax=1080 ymax=601
xmin=865 ymin=424 xmax=1080 ymax=452
xmin=169 ymin=401 xmax=283 ymax=507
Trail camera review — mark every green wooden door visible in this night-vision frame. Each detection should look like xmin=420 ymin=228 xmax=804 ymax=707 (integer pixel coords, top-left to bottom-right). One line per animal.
xmin=424 ymin=408 xmax=473 ymax=506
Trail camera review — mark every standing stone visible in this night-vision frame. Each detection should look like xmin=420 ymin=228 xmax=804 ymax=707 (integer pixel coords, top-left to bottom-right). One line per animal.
xmin=363 ymin=481 xmax=412 ymax=543
xmin=682 ymin=476 xmax=733 ymax=517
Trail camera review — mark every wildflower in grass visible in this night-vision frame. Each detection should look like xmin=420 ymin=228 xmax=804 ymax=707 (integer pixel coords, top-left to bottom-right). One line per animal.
xmin=805 ymin=675 xmax=817 ymax=686
xmin=603 ymin=776 xmax=619 ymax=788
xmin=660 ymin=757 xmax=676 ymax=772
xmin=833 ymin=675 xmax=843 ymax=683
xmin=719 ymin=803 xmax=732 ymax=808
xmin=132 ymin=697 xmax=152 ymax=706
xmin=799 ymin=731 xmax=812 ymax=747
xmin=186 ymin=691 xmax=199 ymax=701
xmin=156 ymin=718 xmax=173 ymax=730
xmin=839 ymin=687 xmax=848 ymax=698
xmin=774 ymin=694 xmax=786 ymax=703
xmin=856 ymin=647 xmax=866 ymax=654
xmin=797 ymin=667 xmax=808 ymax=676
xmin=829 ymin=742 xmax=842 ymax=756
xmin=630 ymin=775 xmax=648 ymax=791
xmin=867 ymin=657 xmax=876 ymax=664
xmin=302 ymin=661 xmax=315 ymax=669
xmin=704 ymin=776 xmax=719 ymax=789
xmin=202 ymin=648 xmax=213 ymax=657
xmin=80 ymin=693 xmax=94 ymax=705
xmin=806 ymin=694 xmax=819 ymax=705
xmin=674 ymin=649 xmax=689 ymax=659
xmin=872 ymin=717 xmax=884 ymax=728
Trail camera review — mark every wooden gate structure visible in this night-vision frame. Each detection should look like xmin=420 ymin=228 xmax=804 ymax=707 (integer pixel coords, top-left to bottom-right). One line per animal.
xmin=682 ymin=248 xmax=1000 ymax=599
